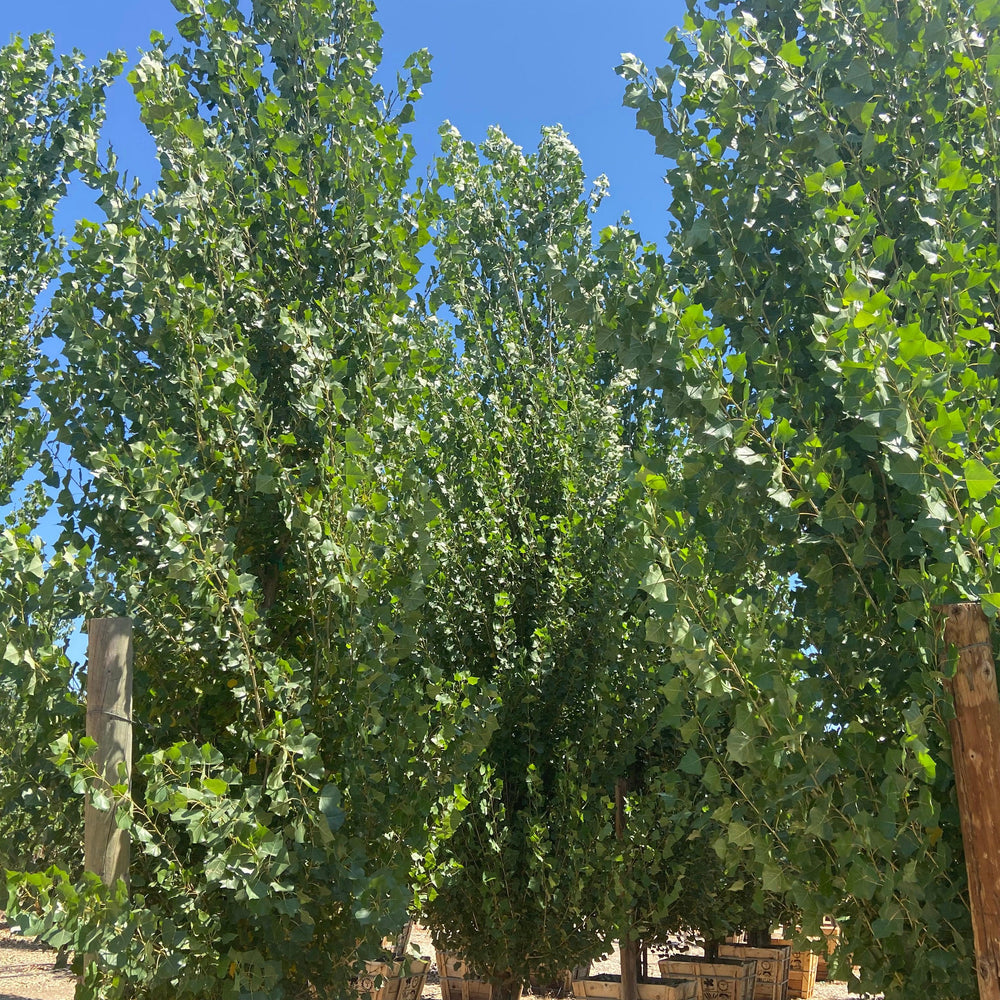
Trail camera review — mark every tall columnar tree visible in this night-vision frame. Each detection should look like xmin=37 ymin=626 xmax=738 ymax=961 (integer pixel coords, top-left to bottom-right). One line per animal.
xmin=415 ymin=124 xmax=666 ymax=999
xmin=416 ymin=123 xmax=799 ymax=994
xmin=615 ymin=0 xmax=1000 ymax=995
xmin=0 ymin=34 xmax=121 ymax=872
xmin=10 ymin=3 xmax=491 ymax=998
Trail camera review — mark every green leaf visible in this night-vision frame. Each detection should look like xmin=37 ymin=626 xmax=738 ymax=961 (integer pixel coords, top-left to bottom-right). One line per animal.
xmin=981 ymin=593 xmax=1000 ymax=618
xmin=318 ymin=783 xmax=345 ymax=832
xmin=678 ymin=747 xmax=703 ymax=775
xmin=702 ymin=760 xmax=722 ymax=793
xmin=778 ymin=40 xmax=807 ymax=67
xmin=964 ymin=458 xmax=998 ymax=501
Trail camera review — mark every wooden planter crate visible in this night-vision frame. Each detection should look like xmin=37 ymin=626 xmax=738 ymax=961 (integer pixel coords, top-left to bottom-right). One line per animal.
xmin=658 ymin=956 xmax=756 ymax=1000
xmin=438 ymin=953 xmax=590 ymax=1000
xmin=355 ymin=958 xmax=430 ymax=1000
xmin=571 ymin=973 xmax=698 ymax=1000
xmin=436 ymin=952 xmax=495 ymax=1000
xmin=769 ymin=941 xmax=817 ymax=1000
xmin=717 ymin=943 xmax=789 ymax=1000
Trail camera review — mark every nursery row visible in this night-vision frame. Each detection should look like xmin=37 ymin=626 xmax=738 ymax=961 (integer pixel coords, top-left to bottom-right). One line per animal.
xmin=2 ymin=0 xmax=999 ymax=999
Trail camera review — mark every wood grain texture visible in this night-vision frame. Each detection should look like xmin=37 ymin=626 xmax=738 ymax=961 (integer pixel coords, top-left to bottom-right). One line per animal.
xmin=940 ymin=602 xmax=1000 ymax=1000
xmin=84 ymin=618 xmax=134 ymax=890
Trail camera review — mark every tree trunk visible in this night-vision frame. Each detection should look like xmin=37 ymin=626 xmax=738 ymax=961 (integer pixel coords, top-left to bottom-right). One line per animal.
xmin=620 ymin=937 xmax=640 ymax=1000
xmin=492 ymin=975 xmax=523 ymax=1000
xmin=615 ymin=777 xmax=639 ymax=1000
xmin=939 ymin=602 xmax=1000 ymax=1000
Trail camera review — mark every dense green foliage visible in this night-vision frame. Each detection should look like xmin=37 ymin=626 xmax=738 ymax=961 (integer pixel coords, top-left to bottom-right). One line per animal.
xmin=0 ymin=34 xmax=121 ymax=874
xmin=1 ymin=0 xmax=998 ymax=998
xmin=413 ymin=123 xmax=798 ymax=986
xmin=618 ymin=0 xmax=1000 ymax=994
xmin=414 ymin=124 xmax=647 ymax=997
xmin=10 ymin=3 xmax=491 ymax=997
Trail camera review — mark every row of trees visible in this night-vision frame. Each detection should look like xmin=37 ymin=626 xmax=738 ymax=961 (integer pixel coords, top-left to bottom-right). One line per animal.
xmin=1 ymin=0 xmax=997 ymax=998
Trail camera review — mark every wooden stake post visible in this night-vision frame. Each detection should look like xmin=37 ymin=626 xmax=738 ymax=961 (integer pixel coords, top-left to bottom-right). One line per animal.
xmin=940 ymin=602 xmax=1000 ymax=1000
xmin=84 ymin=618 xmax=134 ymax=889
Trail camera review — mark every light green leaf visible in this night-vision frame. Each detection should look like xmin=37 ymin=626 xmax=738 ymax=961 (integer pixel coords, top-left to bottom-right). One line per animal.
xmin=778 ymin=39 xmax=806 ymax=67
xmin=964 ymin=458 xmax=998 ymax=501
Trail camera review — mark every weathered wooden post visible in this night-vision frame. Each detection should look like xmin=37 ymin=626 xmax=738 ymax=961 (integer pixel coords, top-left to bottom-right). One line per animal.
xmin=939 ymin=602 xmax=1000 ymax=1000
xmin=84 ymin=617 xmax=134 ymax=889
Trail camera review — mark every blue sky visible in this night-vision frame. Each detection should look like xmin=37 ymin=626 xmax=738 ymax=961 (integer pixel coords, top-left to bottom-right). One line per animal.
xmin=6 ymin=1 xmax=685 ymax=240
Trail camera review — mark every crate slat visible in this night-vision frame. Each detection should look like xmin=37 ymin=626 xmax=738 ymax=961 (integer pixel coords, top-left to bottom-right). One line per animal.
xmin=717 ymin=943 xmax=790 ymax=1000
xmin=571 ymin=973 xmax=698 ymax=1000
xmin=658 ymin=956 xmax=757 ymax=1000
xmin=769 ymin=943 xmax=818 ymax=1000
xmin=356 ymin=958 xmax=430 ymax=1000
xmin=436 ymin=951 xmax=495 ymax=1000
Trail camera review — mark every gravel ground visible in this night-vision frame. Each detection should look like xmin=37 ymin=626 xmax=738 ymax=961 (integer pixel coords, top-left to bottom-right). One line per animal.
xmin=0 ymin=918 xmax=75 ymax=1000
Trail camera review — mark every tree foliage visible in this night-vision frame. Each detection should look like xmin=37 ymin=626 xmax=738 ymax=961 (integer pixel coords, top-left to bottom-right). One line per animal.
xmin=0 ymin=34 xmax=121 ymax=874
xmin=2 ymin=1 xmax=999 ymax=998
xmin=414 ymin=124 xmax=646 ymax=997
xmin=617 ymin=0 xmax=1000 ymax=994
xmin=10 ymin=3 xmax=490 ymax=997
xmin=415 ymin=121 xmax=793 ymax=990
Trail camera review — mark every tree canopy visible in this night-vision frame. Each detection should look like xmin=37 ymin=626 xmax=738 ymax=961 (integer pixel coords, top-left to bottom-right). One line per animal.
xmin=11 ymin=3 xmax=492 ymax=996
xmin=0 ymin=32 xmax=121 ymax=877
xmin=414 ymin=121 xmax=651 ymax=997
xmin=1 ymin=0 xmax=998 ymax=998
xmin=617 ymin=0 xmax=1000 ymax=994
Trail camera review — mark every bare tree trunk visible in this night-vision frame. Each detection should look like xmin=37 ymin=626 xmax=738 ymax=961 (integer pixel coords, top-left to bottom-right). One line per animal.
xmin=492 ymin=974 xmax=523 ymax=1000
xmin=703 ymin=937 xmax=722 ymax=962
xmin=620 ymin=938 xmax=640 ymax=1000
xmin=615 ymin=777 xmax=639 ymax=1000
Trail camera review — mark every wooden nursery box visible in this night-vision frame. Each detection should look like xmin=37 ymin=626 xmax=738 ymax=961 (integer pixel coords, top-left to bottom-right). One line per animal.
xmin=658 ymin=956 xmax=756 ymax=1000
xmin=355 ymin=958 xmax=430 ymax=1000
xmin=436 ymin=951 xmax=495 ymax=1000
xmin=717 ymin=944 xmax=789 ymax=1000
xmin=571 ymin=973 xmax=698 ymax=1000
xmin=770 ymin=941 xmax=817 ymax=999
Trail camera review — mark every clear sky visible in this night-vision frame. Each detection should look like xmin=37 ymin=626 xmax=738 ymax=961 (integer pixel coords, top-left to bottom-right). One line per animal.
xmin=5 ymin=0 xmax=686 ymax=240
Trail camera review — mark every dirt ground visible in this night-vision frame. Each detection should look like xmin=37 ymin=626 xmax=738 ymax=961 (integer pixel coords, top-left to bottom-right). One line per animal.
xmin=0 ymin=917 xmax=877 ymax=1000
xmin=0 ymin=918 xmax=76 ymax=1000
